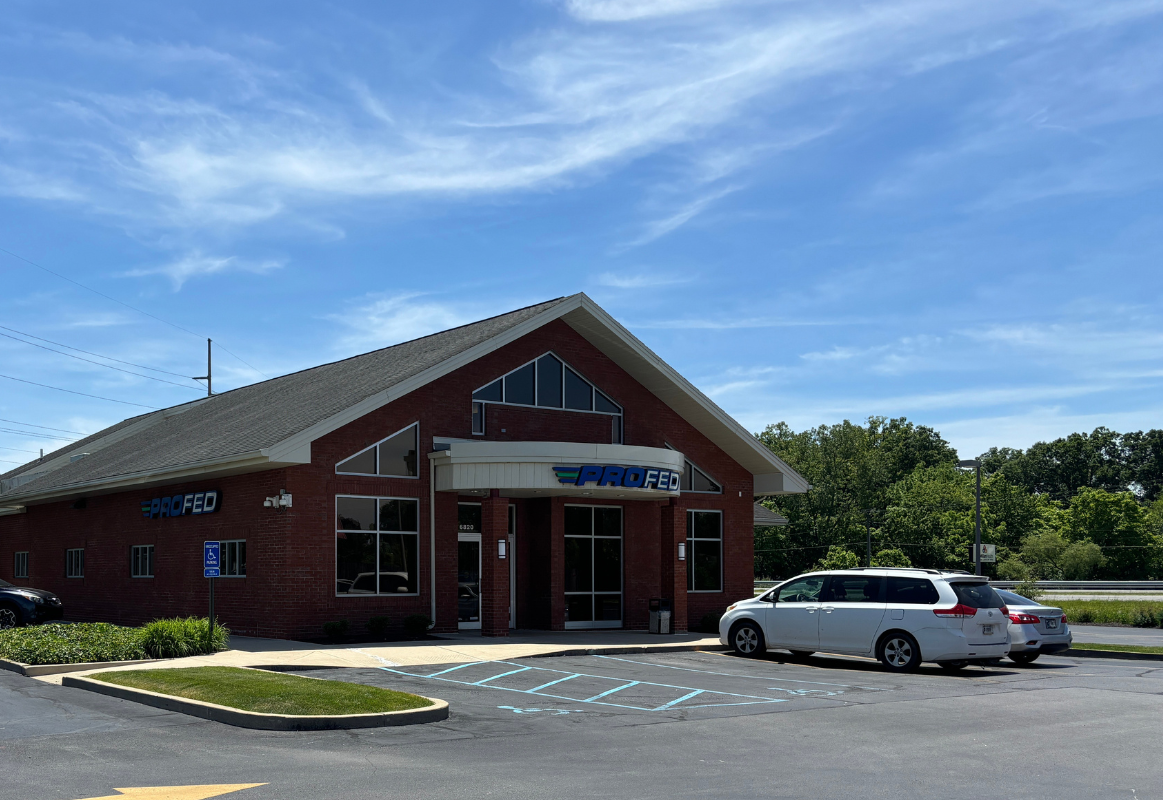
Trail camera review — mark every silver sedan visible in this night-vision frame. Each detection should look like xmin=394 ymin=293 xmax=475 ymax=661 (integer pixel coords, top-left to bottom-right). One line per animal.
xmin=996 ymin=589 xmax=1072 ymax=664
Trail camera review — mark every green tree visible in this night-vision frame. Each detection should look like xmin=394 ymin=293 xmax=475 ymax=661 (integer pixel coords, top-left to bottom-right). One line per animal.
xmin=813 ymin=546 xmax=860 ymax=571
xmin=1065 ymin=488 xmax=1159 ymax=579
xmin=870 ymin=548 xmax=911 ymax=568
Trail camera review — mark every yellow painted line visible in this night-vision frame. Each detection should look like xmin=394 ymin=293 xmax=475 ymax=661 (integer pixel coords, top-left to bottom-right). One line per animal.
xmin=75 ymin=784 xmax=266 ymax=800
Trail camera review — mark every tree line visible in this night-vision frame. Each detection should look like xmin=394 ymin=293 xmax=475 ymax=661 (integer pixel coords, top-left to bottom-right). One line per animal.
xmin=755 ymin=420 xmax=1163 ymax=581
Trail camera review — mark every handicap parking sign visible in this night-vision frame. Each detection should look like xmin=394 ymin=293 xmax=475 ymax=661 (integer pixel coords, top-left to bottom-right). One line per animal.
xmin=204 ymin=541 xmax=221 ymax=578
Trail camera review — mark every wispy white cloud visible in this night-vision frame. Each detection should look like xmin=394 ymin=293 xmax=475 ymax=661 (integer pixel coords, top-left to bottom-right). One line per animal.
xmin=330 ymin=293 xmax=475 ymax=354
xmin=618 ymin=185 xmax=741 ymax=248
xmin=563 ymin=0 xmax=741 ymax=22
xmin=594 ymin=271 xmax=692 ymax=289
xmin=121 ymin=252 xmax=284 ymax=290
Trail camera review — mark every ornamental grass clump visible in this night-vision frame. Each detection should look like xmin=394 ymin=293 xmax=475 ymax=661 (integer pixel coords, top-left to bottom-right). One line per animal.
xmin=139 ymin=617 xmax=230 ymax=658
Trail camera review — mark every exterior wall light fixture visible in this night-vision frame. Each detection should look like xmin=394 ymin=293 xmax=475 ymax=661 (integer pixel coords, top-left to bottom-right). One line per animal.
xmin=677 ymin=542 xmax=686 ymax=561
xmin=498 ymin=538 xmax=507 ymax=559
xmin=263 ymin=489 xmax=293 ymax=511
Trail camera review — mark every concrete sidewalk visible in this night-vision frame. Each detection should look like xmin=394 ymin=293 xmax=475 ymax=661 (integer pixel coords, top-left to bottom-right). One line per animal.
xmin=34 ymin=629 xmax=725 ymax=684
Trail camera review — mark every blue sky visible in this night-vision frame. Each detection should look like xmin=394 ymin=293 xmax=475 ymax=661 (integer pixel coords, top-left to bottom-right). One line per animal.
xmin=3 ymin=0 xmax=1163 ymax=469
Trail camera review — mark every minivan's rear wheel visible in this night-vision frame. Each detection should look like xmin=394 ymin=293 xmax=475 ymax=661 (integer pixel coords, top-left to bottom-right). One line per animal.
xmin=0 ymin=605 xmax=20 ymax=630
xmin=878 ymin=633 xmax=921 ymax=672
xmin=1010 ymin=653 xmax=1040 ymax=665
xmin=730 ymin=621 xmax=765 ymax=658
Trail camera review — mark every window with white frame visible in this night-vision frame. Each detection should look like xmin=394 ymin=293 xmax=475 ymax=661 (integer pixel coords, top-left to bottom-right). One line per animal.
xmin=131 ymin=545 xmax=154 ymax=578
xmin=222 ymin=540 xmax=247 ymax=577
xmin=66 ymin=548 xmax=84 ymax=578
xmin=686 ymin=510 xmax=722 ymax=592
xmin=14 ymin=551 xmax=28 ymax=579
xmin=336 ymin=496 xmax=419 ymax=595
xmin=335 ymin=423 xmax=419 ymax=478
xmin=472 ymin=353 xmax=624 ymax=443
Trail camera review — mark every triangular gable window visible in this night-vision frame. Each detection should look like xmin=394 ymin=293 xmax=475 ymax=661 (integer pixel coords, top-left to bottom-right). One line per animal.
xmin=336 ymin=423 xmax=419 ymax=478
xmin=472 ymin=352 xmax=623 ymax=442
xmin=664 ymin=443 xmax=722 ymax=494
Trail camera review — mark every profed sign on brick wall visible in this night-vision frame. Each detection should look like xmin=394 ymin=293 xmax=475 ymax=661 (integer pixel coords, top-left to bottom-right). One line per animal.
xmin=140 ymin=490 xmax=222 ymax=519
xmin=554 ymin=465 xmax=680 ymax=491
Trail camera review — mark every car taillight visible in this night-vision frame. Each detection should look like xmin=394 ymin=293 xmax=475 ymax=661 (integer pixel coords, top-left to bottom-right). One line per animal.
xmin=999 ymin=605 xmax=1008 ymax=616
xmin=1008 ymin=612 xmax=1040 ymax=624
xmin=1061 ymin=614 xmax=1068 ymax=625
xmin=933 ymin=603 xmax=977 ymax=618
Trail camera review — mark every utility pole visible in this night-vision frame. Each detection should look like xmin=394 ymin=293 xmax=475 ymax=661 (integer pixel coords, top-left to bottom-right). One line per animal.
xmin=958 ymin=460 xmax=983 ymax=575
xmin=865 ymin=510 xmax=872 ymax=567
xmin=193 ymin=338 xmax=212 ymax=396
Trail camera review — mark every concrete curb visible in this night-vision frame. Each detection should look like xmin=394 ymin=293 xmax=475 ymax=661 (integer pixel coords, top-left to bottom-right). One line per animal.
xmin=0 ymin=657 xmax=164 ymax=677
xmin=1065 ymin=648 xmax=1163 ymax=662
xmin=523 ymin=642 xmax=728 ymax=659
xmin=61 ymin=672 xmax=449 ymax=730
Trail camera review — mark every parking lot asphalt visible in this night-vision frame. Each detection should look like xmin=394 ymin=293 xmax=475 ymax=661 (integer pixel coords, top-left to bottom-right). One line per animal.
xmin=3 ymin=651 xmax=1162 ymax=800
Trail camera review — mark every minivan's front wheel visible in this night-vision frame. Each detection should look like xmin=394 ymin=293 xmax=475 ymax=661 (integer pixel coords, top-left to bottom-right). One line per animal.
xmin=730 ymin=620 xmax=765 ymax=658
xmin=878 ymin=632 xmax=921 ymax=672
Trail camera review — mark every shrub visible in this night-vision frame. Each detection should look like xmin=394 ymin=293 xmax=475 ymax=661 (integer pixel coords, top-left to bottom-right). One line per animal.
xmin=1013 ymin=578 xmax=1043 ymax=603
xmin=322 ymin=620 xmax=350 ymax=640
xmin=402 ymin=614 xmax=431 ymax=639
xmin=697 ymin=612 xmax=721 ymax=634
xmin=367 ymin=616 xmax=391 ymax=640
xmin=1055 ymin=600 xmax=1163 ymax=628
xmin=0 ymin=622 xmax=145 ymax=665
xmin=139 ymin=617 xmax=229 ymax=659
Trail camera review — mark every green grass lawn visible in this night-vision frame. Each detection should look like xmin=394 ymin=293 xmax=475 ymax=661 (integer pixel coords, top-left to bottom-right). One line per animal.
xmin=1070 ymin=643 xmax=1163 ymax=655
xmin=1053 ymin=600 xmax=1163 ymax=628
xmin=90 ymin=666 xmax=432 ymax=715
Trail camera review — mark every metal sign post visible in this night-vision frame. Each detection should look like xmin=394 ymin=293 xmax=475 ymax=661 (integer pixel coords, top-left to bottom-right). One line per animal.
xmin=204 ymin=541 xmax=221 ymax=639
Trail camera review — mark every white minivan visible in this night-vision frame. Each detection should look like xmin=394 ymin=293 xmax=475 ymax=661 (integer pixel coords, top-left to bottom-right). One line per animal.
xmin=719 ymin=568 xmax=1011 ymax=671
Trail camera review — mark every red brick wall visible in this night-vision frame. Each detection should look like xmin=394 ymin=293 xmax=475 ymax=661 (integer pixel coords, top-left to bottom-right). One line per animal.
xmin=0 ymin=317 xmax=756 ymax=639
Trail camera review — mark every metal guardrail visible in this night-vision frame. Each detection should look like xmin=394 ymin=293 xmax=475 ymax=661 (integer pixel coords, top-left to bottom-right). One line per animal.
xmin=755 ymin=579 xmax=1163 ymax=593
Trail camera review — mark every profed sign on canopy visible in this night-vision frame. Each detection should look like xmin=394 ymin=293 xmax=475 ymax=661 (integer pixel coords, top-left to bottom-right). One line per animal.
xmin=554 ymin=465 xmax=681 ymax=491
xmin=140 ymin=490 xmax=222 ymax=519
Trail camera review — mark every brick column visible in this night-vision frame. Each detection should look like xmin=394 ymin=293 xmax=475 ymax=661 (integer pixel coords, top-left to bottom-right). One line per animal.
xmin=432 ymin=491 xmax=459 ymax=633
xmin=480 ymin=490 xmax=510 ymax=637
xmin=550 ymin=497 xmax=566 ymax=631
xmin=660 ymin=498 xmax=688 ymax=633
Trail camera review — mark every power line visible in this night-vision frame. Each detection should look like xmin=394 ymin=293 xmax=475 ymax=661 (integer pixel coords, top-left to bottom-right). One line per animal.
xmin=0 ymin=324 xmax=199 ymax=380
xmin=0 ymin=427 xmax=80 ymax=442
xmin=0 ymin=373 xmax=157 ymax=409
xmin=0 ymin=443 xmax=41 ymax=455
xmin=0 ymin=245 xmax=271 ymax=380
xmin=0 ymin=418 xmax=89 ymax=436
xmin=0 ymin=330 xmax=205 ymax=391
xmin=0 ymin=458 xmax=24 ymax=465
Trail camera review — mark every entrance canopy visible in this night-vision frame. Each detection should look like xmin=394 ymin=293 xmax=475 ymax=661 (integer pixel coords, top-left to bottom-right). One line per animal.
xmin=430 ymin=440 xmax=685 ymax=499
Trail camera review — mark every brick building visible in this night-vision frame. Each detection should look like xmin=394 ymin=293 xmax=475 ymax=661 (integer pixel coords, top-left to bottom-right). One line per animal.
xmin=0 ymin=295 xmax=807 ymax=639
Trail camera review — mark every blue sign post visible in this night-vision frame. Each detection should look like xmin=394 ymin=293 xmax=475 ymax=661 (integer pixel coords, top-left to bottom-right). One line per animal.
xmin=204 ymin=541 xmax=220 ymax=639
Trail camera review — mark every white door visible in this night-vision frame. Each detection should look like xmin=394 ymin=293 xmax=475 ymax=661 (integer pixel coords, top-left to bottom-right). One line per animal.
xmin=765 ymin=575 xmax=824 ymax=650
xmin=818 ymin=574 xmax=887 ymax=654
xmin=458 ymin=532 xmax=481 ymax=631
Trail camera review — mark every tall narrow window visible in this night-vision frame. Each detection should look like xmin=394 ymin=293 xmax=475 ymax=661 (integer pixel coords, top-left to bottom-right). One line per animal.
xmin=536 ymin=354 xmax=563 ymax=408
xmin=222 ymin=540 xmax=247 ymax=577
xmin=336 ymin=423 xmax=419 ymax=478
xmin=686 ymin=510 xmax=722 ymax=592
xmin=472 ymin=401 xmax=486 ymax=435
xmin=131 ymin=545 xmax=154 ymax=578
xmin=564 ymin=505 xmax=623 ymax=629
xmin=14 ymin=551 xmax=28 ymax=579
xmin=66 ymin=548 xmax=84 ymax=578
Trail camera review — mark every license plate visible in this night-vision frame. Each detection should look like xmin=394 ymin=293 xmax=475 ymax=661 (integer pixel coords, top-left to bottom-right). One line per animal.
xmin=982 ymin=625 xmax=993 ymax=636
xmin=1045 ymin=618 xmax=1058 ymax=629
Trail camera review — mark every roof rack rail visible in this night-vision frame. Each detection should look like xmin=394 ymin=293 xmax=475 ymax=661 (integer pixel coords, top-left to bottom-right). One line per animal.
xmin=840 ymin=567 xmax=942 ymax=575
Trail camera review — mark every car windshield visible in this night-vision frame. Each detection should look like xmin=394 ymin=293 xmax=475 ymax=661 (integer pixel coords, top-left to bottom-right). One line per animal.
xmin=950 ymin=582 xmax=1005 ymax=609
xmin=997 ymin=589 xmax=1039 ymax=607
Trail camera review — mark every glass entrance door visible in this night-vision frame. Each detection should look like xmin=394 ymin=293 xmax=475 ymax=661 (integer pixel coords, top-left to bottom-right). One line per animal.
xmin=564 ymin=505 xmax=622 ymax=629
xmin=458 ymin=533 xmax=481 ymax=630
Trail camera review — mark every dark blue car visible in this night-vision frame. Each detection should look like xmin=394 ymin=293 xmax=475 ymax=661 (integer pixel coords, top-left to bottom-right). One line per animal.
xmin=0 ymin=578 xmax=64 ymax=629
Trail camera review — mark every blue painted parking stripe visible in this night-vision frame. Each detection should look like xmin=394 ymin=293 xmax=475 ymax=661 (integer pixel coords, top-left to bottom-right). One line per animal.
xmin=583 ymin=681 xmax=639 ymax=702
xmin=422 ymin=662 xmax=485 ymax=677
xmin=654 ymin=689 xmax=703 ymax=710
xmin=529 ymin=674 xmax=581 ymax=692
xmin=473 ymin=666 xmax=532 ymax=685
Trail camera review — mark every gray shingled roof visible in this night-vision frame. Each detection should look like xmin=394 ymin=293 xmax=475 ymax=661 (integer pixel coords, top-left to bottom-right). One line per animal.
xmin=0 ymin=297 xmax=568 ymax=503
